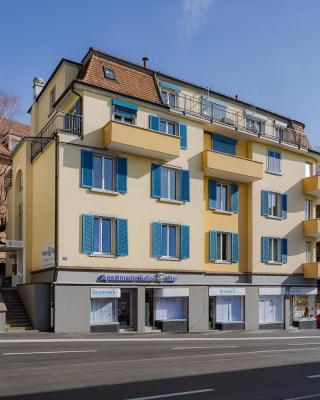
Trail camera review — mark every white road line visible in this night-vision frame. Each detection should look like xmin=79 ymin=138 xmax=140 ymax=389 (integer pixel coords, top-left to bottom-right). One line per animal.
xmin=2 ymin=350 xmax=97 ymax=356
xmin=289 ymin=343 xmax=320 ymax=346
xmin=1 ymin=336 xmax=320 ymax=344
xmin=172 ymin=346 xmax=238 ymax=350
xmin=283 ymin=394 xmax=320 ymax=400
xmin=307 ymin=375 xmax=320 ymax=379
xmin=126 ymin=388 xmax=215 ymax=400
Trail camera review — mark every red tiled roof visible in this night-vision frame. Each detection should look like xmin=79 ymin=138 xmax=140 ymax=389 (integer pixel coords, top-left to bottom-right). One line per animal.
xmin=77 ymin=51 xmax=162 ymax=105
xmin=0 ymin=142 xmax=10 ymax=157
xmin=0 ymin=119 xmax=30 ymax=137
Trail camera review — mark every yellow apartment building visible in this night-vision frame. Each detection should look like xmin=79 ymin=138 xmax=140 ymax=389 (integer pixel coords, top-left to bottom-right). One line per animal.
xmin=3 ymin=48 xmax=320 ymax=333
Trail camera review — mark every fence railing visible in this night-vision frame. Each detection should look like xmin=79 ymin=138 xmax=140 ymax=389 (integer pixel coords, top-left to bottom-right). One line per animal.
xmin=31 ymin=111 xmax=83 ymax=161
xmin=170 ymin=93 xmax=309 ymax=149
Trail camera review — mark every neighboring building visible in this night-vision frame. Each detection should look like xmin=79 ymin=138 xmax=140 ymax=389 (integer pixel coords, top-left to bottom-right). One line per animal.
xmin=5 ymin=48 xmax=320 ymax=333
xmin=0 ymin=120 xmax=30 ymax=282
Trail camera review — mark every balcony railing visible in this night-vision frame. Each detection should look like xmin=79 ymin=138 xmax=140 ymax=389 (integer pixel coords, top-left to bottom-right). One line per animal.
xmin=31 ymin=111 xmax=83 ymax=162
xmin=4 ymin=169 xmax=12 ymax=192
xmin=170 ymin=93 xmax=309 ymax=149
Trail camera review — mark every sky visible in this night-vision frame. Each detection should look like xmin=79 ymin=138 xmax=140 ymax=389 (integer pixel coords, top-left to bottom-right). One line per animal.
xmin=0 ymin=0 xmax=319 ymax=146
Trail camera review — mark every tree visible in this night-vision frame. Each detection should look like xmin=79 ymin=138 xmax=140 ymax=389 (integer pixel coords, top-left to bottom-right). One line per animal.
xmin=0 ymin=90 xmax=20 ymax=135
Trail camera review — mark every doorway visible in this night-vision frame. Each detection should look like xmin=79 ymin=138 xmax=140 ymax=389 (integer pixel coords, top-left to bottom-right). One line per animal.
xmin=118 ymin=290 xmax=132 ymax=328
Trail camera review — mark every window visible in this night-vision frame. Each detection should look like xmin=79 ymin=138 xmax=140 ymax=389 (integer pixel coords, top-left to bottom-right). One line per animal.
xmin=159 ymin=119 xmax=178 ymax=136
xmin=154 ymin=297 xmax=188 ymax=320
xmin=113 ymin=105 xmax=136 ymax=125
xmin=217 ymin=232 xmax=231 ymax=262
xmin=274 ymin=125 xmax=284 ymax=140
xmin=305 ymin=200 xmax=313 ymax=220
xmin=216 ymin=296 xmax=244 ymax=323
xmin=104 ymin=67 xmax=115 ymax=80
xmin=216 ymin=183 xmax=228 ymax=211
xmin=202 ymin=99 xmax=227 ymax=122
xmin=246 ymin=117 xmax=264 ymax=134
xmin=268 ymin=192 xmax=282 ymax=218
xmin=306 ymin=241 xmax=313 ymax=263
xmin=9 ymin=139 xmax=19 ymax=151
xmin=93 ymin=154 xmax=114 ymax=191
xmin=212 ymin=134 xmax=236 ymax=156
xmin=305 ymin=162 xmax=312 ymax=178
xmin=50 ymin=88 xmax=56 ymax=110
xmin=90 ymin=298 xmax=117 ymax=325
xmin=161 ymin=224 xmax=178 ymax=258
xmin=161 ymin=167 xmax=180 ymax=201
xmin=268 ymin=238 xmax=281 ymax=263
xmin=259 ymin=295 xmax=283 ymax=324
xmin=161 ymin=90 xmax=176 ymax=108
xmin=267 ymin=150 xmax=281 ymax=174
xmin=93 ymin=217 xmax=114 ymax=255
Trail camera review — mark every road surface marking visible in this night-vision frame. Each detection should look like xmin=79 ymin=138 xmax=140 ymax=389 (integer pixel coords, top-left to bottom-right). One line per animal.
xmin=2 ymin=336 xmax=320 ymax=343
xmin=289 ymin=343 xmax=320 ymax=346
xmin=284 ymin=394 xmax=320 ymax=400
xmin=2 ymin=350 xmax=97 ymax=356
xmin=172 ymin=345 xmax=238 ymax=350
xmin=126 ymin=388 xmax=214 ymax=399
xmin=307 ymin=375 xmax=320 ymax=379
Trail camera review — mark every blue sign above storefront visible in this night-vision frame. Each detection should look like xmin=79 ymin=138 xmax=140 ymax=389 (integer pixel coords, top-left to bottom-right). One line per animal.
xmin=99 ymin=273 xmax=177 ymax=284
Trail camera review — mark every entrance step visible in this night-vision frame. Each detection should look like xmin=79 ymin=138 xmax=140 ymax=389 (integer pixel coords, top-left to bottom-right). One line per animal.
xmin=0 ymin=288 xmax=34 ymax=332
xmin=145 ymin=326 xmax=162 ymax=333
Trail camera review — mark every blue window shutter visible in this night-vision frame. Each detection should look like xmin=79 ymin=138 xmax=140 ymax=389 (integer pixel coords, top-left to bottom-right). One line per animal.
xmin=179 ymin=124 xmax=188 ymax=149
xmin=261 ymin=237 xmax=269 ymax=263
xmin=230 ymin=184 xmax=239 ymax=213
xmin=75 ymin=99 xmax=81 ymax=115
xmin=282 ymin=194 xmax=288 ymax=219
xmin=231 ymin=233 xmax=239 ymax=263
xmin=151 ymin=164 xmax=162 ymax=198
xmin=208 ymin=180 xmax=217 ymax=209
xmin=116 ymin=219 xmax=128 ymax=256
xmin=81 ymin=150 xmax=93 ymax=188
xmin=149 ymin=115 xmax=160 ymax=131
xmin=209 ymin=231 xmax=217 ymax=262
xmin=116 ymin=157 xmax=127 ymax=193
xmin=261 ymin=190 xmax=269 ymax=216
xmin=82 ymin=214 xmax=93 ymax=254
xmin=180 ymin=225 xmax=190 ymax=259
xmin=180 ymin=170 xmax=190 ymax=202
xmin=152 ymin=222 xmax=162 ymax=257
xmin=281 ymin=238 xmax=288 ymax=264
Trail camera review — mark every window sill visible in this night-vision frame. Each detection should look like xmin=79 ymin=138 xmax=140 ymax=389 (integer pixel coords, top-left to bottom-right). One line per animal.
xmin=266 ymin=261 xmax=283 ymax=265
xmin=210 ymin=209 xmax=234 ymax=215
xmin=159 ymin=257 xmax=180 ymax=261
xmin=159 ymin=198 xmax=183 ymax=205
xmin=214 ymin=261 xmax=232 ymax=264
xmin=266 ymin=170 xmax=283 ymax=176
xmin=266 ymin=215 xmax=282 ymax=220
xmin=90 ymin=253 xmax=117 ymax=258
xmin=90 ymin=188 xmax=119 ymax=196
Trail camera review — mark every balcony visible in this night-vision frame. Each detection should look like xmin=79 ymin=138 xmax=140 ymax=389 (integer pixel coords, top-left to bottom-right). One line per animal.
xmin=31 ymin=111 xmax=83 ymax=162
xmin=303 ymin=175 xmax=320 ymax=197
xmin=171 ymin=93 xmax=309 ymax=150
xmin=304 ymin=263 xmax=320 ymax=279
xmin=304 ymin=219 xmax=320 ymax=238
xmin=202 ymin=150 xmax=263 ymax=183
xmin=103 ymin=120 xmax=180 ymax=161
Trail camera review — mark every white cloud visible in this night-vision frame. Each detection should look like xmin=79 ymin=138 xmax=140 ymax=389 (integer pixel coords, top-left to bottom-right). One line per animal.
xmin=181 ymin=0 xmax=214 ymax=37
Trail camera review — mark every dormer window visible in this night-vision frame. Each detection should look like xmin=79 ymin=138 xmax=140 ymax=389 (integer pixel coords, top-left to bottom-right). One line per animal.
xmin=104 ymin=67 xmax=115 ymax=80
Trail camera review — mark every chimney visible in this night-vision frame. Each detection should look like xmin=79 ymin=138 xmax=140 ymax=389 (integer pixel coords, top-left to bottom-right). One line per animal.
xmin=142 ymin=57 xmax=149 ymax=68
xmin=33 ymin=77 xmax=44 ymax=100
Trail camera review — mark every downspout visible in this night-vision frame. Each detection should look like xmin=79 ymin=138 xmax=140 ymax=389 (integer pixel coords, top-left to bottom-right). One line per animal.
xmin=52 ymin=133 xmax=59 ymax=332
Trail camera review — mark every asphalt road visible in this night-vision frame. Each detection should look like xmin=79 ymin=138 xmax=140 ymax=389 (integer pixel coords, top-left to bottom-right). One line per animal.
xmin=2 ymin=331 xmax=320 ymax=399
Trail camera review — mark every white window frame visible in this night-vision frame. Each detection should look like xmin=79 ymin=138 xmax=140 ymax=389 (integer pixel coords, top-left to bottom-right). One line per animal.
xmin=267 ymin=149 xmax=282 ymax=174
xmin=92 ymin=216 xmax=115 ymax=256
xmin=306 ymin=241 xmax=313 ymax=263
xmin=161 ymin=224 xmax=180 ymax=259
xmin=305 ymin=162 xmax=312 ymax=178
xmin=161 ymin=90 xmax=177 ymax=108
xmin=159 ymin=119 xmax=178 ymax=136
xmin=161 ymin=166 xmax=180 ymax=201
xmin=93 ymin=154 xmax=115 ymax=192
xmin=246 ymin=117 xmax=265 ymax=134
xmin=268 ymin=191 xmax=282 ymax=218
xmin=217 ymin=232 xmax=231 ymax=263
xmin=113 ymin=105 xmax=136 ymax=125
xmin=269 ymin=238 xmax=281 ymax=263
xmin=216 ymin=182 xmax=230 ymax=212
xmin=274 ymin=125 xmax=284 ymax=140
xmin=305 ymin=199 xmax=313 ymax=220
xmin=104 ymin=67 xmax=115 ymax=80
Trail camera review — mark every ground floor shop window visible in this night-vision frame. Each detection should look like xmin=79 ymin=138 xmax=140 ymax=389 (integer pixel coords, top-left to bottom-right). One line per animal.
xmin=154 ymin=297 xmax=188 ymax=320
xmin=292 ymin=295 xmax=315 ymax=321
xmin=259 ymin=295 xmax=283 ymax=324
xmin=216 ymin=296 xmax=244 ymax=323
xmin=90 ymin=298 xmax=117 ymax=325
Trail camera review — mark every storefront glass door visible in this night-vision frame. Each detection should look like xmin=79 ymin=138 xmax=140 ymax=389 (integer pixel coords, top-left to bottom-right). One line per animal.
xmin=118 ymin=291 xmax=132 ymax=328
xmin=259 ymin=295 xmax=283 ymax=324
